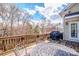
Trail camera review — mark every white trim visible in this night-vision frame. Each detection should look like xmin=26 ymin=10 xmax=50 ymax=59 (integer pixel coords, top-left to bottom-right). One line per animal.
xmin=68 ymin=22 xmax=79 ymax=42
xmin=69 ymin=22 xmax=78 ymax=39
xmin=64 ymin=14 xmax=79 ymax=19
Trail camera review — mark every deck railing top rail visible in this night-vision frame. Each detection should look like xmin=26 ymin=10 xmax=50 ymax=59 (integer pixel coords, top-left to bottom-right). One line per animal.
xmin=0 ymin=33 xmax=50 ymax=39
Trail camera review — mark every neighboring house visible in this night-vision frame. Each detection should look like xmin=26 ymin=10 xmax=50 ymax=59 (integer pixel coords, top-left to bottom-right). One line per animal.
xmin=60 ymin=3 xmax=79 ymax=42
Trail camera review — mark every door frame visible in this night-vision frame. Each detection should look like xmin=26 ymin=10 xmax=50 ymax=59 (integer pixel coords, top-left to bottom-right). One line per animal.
xmin=69 ymin=22 xmax=78 ymax=40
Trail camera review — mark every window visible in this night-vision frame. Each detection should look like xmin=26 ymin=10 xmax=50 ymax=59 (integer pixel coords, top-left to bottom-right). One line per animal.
xmin=71 ymin=23 xmax=77 ymax=38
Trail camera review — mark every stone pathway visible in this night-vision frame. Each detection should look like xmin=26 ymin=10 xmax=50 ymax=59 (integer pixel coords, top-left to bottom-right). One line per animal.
xmin=29 ymin=42 xmax=79 ymax=56
xmin=4 ymin=40 xmax=79 ymax=56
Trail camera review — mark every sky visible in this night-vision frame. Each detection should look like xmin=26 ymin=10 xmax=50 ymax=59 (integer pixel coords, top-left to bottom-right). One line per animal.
xmin=16 ymin=3 xmax=68 ymax=24
xmin=16 ymin=3 xmax=45 ymax=20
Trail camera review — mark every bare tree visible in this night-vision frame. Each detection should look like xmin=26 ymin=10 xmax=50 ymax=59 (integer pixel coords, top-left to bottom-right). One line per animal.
xmin=0 ymin=3 xmax=24 ymax=36
xmin=0 ymin=3 xmax=41 ymax=36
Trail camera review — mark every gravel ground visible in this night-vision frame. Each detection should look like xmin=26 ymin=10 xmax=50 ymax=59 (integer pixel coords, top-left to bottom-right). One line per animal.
xmin=29 ymin=42 xmax=79 ymax=56
xmin=4 ymin=41 xmax=79 ymax=56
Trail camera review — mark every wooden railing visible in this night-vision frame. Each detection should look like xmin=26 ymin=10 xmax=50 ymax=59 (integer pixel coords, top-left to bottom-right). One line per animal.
xmin=0 ymin=33 xmax=50 ymax=55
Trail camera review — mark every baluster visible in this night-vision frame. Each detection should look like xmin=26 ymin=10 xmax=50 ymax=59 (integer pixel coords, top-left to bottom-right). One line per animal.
xmin=23 ymin=37 xmax=25 ymax=47
xmin=15 ymin=38 xmax=17 ymax=47
xmin=6 ymin=39 xmax=8 ymax=50
xmin=21 ymin=37 xmax=23 ymax=46
xmin=21 ymin=37 xmax=23 ymax=47
xmin=13 ymin=39 xmax=15 ymax=48
xmin=2 ymin=40 xmax=5 ymax=51
xmin=11 ymin=39 xmax=13 ymax=49
xmin=4 ymin=40 xmax=7 ymax=51
xmin=35 ymin=35 xmax=37 ymax=42
xmin=14 ymin=39 xmax=16 ymax=48
xmin=9 ymin=39 xmax=11 ymax=49
xmin=0 ymin=40 xmax=2 ymax=50
xmin=12 ymin=39 xmax=14 ymax=48
xmin=13 ymin=38 xmax=16 ymax=48
xmin=25 ymin=37 xmax=27 ymax=46
xmin=24 ymin=36 xmax=26 ymax=45
xmin=26 ymin=36 xmax=28 ymax=44
xmin=10 ymin=39 xmax=12 ymax=49
xmin=3 ymin=40 xmax=5 ymax=51
xmin=11 ymin=38 xmax=13 ymax=49
xmin=15 ymin=39 xmax=16 ymax=48
xmin=20 ymin=37 xmax=22 ymax=47
xmin=26 ymin=36 xmax=28 ymax=45
xmin=23 ymin=37 xmax=25 ymax=46
xmin=9 ymin=39 xmax=11 ymax=50
xmin=22 ymin=37 xmax=24 ymax=47
xmin=6 ymin=39 xmax=10 ymax=49
xmin=24 ymin=37 xmax=26 ymax=47
xmin=24 ymin=37 xmax=26 ymax=45
xmin=7 ymin=39 xmax=9 ymax=50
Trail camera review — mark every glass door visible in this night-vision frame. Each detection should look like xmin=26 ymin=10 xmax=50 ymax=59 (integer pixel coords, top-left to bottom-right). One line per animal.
xmin=70 ymin=23 xmax=78 ymax=39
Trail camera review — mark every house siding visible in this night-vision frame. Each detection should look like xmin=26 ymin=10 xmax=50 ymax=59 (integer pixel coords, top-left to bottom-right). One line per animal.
xmin=64 ymin=17 xmax=79 ymax=42
xmin=63 ymin=19 xmax=69 ymax=41
xmin=68 ymin=4 xmax=79 ymax=13
xmin=60 ymin=3 xmax=79 ymax=42
xmin=60 ymin=4 xmax=79 ymax=17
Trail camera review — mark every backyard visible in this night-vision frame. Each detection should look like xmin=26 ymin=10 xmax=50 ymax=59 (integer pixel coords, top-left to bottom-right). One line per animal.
xmin=0 ymin=3 xmax=79 ymax=56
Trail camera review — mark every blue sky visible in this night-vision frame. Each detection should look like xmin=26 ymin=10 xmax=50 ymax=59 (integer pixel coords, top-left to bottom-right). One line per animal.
xmin=17 ymin=3 xmax=44 ymax=10
xmin=16 ymin=3 xmax=45 ymax=20
xmin=31 ymin=11 xmax=46 ymax=20
xmin=16 ymin=3 xmax=68 ymax=22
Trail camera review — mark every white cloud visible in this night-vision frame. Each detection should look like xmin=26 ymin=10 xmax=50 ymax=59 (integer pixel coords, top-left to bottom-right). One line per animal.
xmin=50 ymin=18 xmax=62 ymax=24
xmin=34 ymin=5 xmax=52 ymax=19
xmin=35 ymin=5 xmax=45 ymax=11
xmin=26 ymin=9 xmax=36 ymax=15
xmin=22 ymin=3 xmax=64 ymax=24
xmin=35 ymin=3 xmax=64 ymax=24
xmin=34 ymin=3 xmax=61 ymax=19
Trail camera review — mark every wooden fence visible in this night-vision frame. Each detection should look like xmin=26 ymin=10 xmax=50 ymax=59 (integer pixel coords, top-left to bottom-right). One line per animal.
xmin=0 ymin=33 xmax=50 ymax=55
